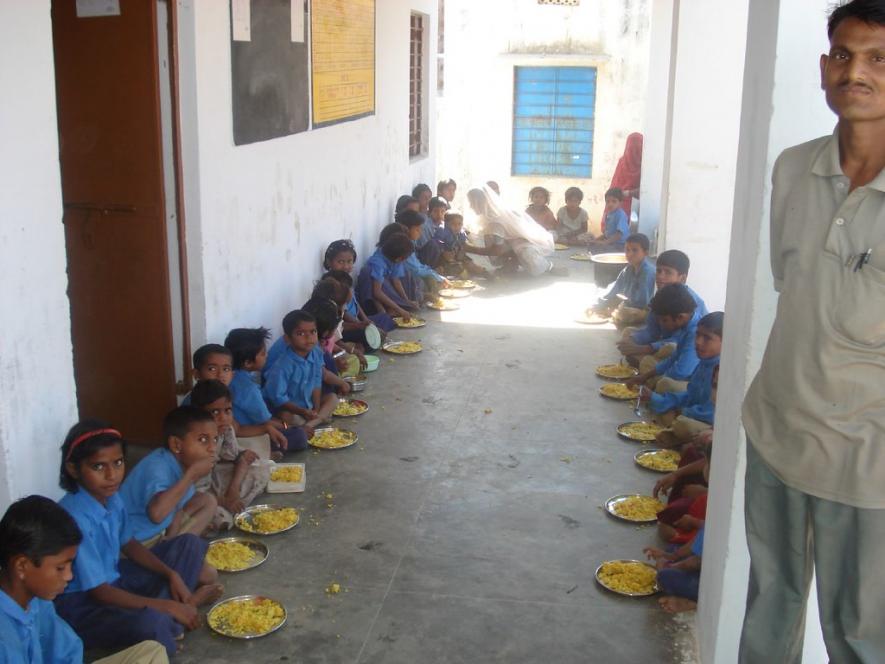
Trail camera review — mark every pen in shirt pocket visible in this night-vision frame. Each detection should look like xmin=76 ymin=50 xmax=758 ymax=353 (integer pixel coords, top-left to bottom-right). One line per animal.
xmin=853 ymin=248 xmax=872 ymax=272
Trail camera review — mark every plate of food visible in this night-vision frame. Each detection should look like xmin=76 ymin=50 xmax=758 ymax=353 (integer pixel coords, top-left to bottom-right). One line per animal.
xmin=393 ymin=317 xmax=426 ymax=328
xmin=448 ymin=279 xmax=477 ymax=290
xmin=604 ymin=494 xmax=666 ymax=524
xmin=438 ymin=288 xmax=471 ymax=299
xmin=234 ymin=505 xmax=300 ymax=535
xmin=595 ymin=363 xmax=638 ymax=380
xmin=207 ymin=595 xmax=287 ymax=639
xmin=206 ymin=537 xmax=269 ymax=572
xmin=595 ymin=560 xmax=659 ymax=597
xmin=427 ymin=298 xmax=460 ymax=311
xmin=309 ymin=427 xmax=359 ymax=450
xmin=634 ymin=448 xmax=682 ymax=473
xmin=382 ymin=341 xmax=423 ymax=354
xmin=569 ymin=253 xmax=594 ymax=262
xmin=599 ymin=383 xmax=641 ymax=400
xmin=266 ymin=463 xmax=306 ymax=493
xmin=617 ymin=421 xmax=667 ymax=443
xmin=333 ymin=399 xmax=369 ymax=417
xmin=554 ymin=243 xmax=570 ymax=250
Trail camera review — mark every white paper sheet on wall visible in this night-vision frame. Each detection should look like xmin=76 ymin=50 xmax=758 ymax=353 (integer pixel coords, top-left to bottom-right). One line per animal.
xmin=75 ymin=0 xmax=120 ymax=17
xmin=232 ymin=0 xmax=251 ymax=42
xmin=291 ymin=0 xmax=305 ymax=43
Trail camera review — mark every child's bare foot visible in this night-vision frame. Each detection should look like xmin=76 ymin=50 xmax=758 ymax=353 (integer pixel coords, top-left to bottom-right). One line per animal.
xmin=189 ymin=583 xmax=224 ymax=607
xmin=659 ymin=596 xmax=696 ymax=613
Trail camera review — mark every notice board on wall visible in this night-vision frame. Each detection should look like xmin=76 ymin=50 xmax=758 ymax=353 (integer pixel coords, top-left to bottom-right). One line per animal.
xmin=310 ymin=0 xmax=376 ymax=128
xmin=231 ymin=0 xmax=309 ymax=145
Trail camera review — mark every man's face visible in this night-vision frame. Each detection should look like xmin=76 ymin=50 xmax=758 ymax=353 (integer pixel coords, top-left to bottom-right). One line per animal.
xmin=821 ymin=17 xmax=885 ymax=123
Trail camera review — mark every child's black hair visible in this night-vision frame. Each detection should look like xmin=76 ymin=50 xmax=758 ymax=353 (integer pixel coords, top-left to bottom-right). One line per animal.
xmin=282 ymin=309 xmax=315 ymax=336
xmin=394 ymin=209 xmax=426 ymax=229
xmin=58 ymin=420 xmax=126 ymax=493
xmin=625 ymin=233 xmax=650 ymax=253
xmin=444 ymin=211 xmax=464 ymax=225
xmin=698 ymin=311 xmax=725 ymax=338
xmin=380 ymin=232 xmax=414 ymax=262
xmin=224 ymin=327 xmax=271 ymax=370
xmin=650 ymin=283 xmax=698 ymax=318
xmin=528 ymin=186 xmax=550 ymax=204
xmin=395 ymin=195 xmax=417 ymax=213
xmin=190 ymin=379 xmax=232 ymax=409
xmin=411 ymin=183 xmax=432 ymax=199
xmin=428 ymin=196 xmax=448 ymax=211
xmin=162 ymin=405 xmax=215 ymax=447
xmin=564 ymin=186 xmax=584 ymax=201
xmin=605 ymin=187 xmax=625 ymax=201
xmin=656 ymin=249 xmax=690 ymax=276
xmin=828 ymin=0 xmax=885 ymax=37
xmin=323 ymin=239 xmax=357 ymax=269
xmin=322 ymin=269 xmax=354 ymax=288
xmin=0 ymin=496 xmax=82 ymax=569
xmin=378 ymin=222 xmax=408 ymax=246
xmin=192 ymin=343 xmax=232 ymax=370
xmin=302 ymin=297 xmax=340 ymax=338
xmin=436 ymin=178 xmax=456 ymax=194
xmin=311 ymin=276 xmax=349 ymax=308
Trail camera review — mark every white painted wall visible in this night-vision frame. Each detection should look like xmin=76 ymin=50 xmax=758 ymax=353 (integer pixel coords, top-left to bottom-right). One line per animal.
xmin=178 ymin=0 xmax=438 ymax=343
xmin=437 ymin=0 xmax=650 ymax=231
xmin=698 ymin=0 xmax=835 ymax=662
xmin=0 ymin=2 xmax=78 ymax=509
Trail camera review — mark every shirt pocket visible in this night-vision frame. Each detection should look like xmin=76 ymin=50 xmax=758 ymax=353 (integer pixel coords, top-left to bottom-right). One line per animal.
xmin=832 ymin=244 xmax=885 ymax=347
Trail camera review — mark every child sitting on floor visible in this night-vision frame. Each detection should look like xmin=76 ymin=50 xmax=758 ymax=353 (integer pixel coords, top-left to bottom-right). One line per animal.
xmin=525 ymin=186 xmax=558 ymax=232
xmin=190 ymin=380 xmax=271 ymax=530
xmin=395 ymin=209 xmax=450 ymax=300
xmin=589 ymin=233 xmax=655 ymax=325
xmin=323 ymin=239 xmax=395 ymax=336
xmin=356 ymin=230 xmax=418 ymax=319
xmin=435 ymin=211 xmax=490 ymax=278
xmin=616 ymin=249 xmax=708 ymax=367
xmin=587 ymin=187 xmax=630 ymax=254
xmin=302 ymin=296 xmax=354 ymax=397
xmin=416 ymin=196 xmax=449 ymax=268
xmin=0 ymin=495 xmax=171 ymax=664
xmin=263 ymin=310 xmax=338 ymax=429
xmin=437 ymin=178 xmax=456 ymax=205
xmin=56 ymin=422 xmax=220 ymax=658
xmin=556 ymin=187 xmax=589 ymax=244
xmin=120 ymin=406 xmax=219 ymax=545
xmin=626 ymin=284 xmax=701 ymax=394
xmin=641 ymin=311 xmax=722 ymax=444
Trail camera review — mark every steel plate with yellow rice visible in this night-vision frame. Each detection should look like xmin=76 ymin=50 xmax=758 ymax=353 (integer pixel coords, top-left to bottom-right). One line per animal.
xmin=234 ymin=505 xmax=300 ymax=535
xmin=309 ymin=428 xmax=359 ymax=450
xmin=595 ymin=363 xmax=638 ymax=380
xmin=604 ymin=495 xmax=666 ymax=523
xmin=438 ymin=288 xmax=471 ymax=299
xmin=599 ymin=383 xmax=641 ymax=400
xmin=206 ymin=538 xmax=268 ymax=572
xmin=634 ymin=449 xmax=682 ymax=473
xmin=333 ymin=399 xmax=369 ymax=417
xmin=393 ymin=317 xmax=426 ymax=328
xmin=382 ymin=341 xmax=423 ymax=354
xmin=448 ymin=279 xmax=477 ymax=289
xmin=617 ymin=421 xmax=667 ymax=442
xmin=427 ymin=298 xmax=459 ymax=311
xmin=207 ymin=595 xmax=287 ymax=639
xmin=595 ymin=560 xmax=659 ymax=597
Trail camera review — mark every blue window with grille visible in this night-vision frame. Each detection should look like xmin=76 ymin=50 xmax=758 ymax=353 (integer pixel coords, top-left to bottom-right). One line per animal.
xmin=512 ymin=66 xmax=596 ymax=178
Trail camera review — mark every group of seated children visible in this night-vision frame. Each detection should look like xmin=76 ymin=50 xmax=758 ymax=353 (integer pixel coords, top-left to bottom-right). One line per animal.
xmin=524 ymin=186 xmax=590 ymax=245
xmin=593 ymin=245 xmax=723 ymax=614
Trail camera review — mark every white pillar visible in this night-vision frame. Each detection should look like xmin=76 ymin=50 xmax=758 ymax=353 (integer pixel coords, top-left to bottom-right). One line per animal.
xmin=698 ymin=0 xmax=835 ymax=662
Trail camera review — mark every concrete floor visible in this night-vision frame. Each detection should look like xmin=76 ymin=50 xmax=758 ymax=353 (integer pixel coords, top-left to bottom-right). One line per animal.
xmin=177 ymin=254 xmax=697 ymax=664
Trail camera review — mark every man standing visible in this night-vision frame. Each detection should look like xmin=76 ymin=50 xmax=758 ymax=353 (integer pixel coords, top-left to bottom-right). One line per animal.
xmin=740 ymin=1 xmax=885 ymax=662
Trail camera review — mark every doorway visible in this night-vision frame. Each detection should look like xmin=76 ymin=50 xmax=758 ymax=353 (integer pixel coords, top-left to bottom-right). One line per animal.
xmin=51 ymin=0 xmax=185 ymax=443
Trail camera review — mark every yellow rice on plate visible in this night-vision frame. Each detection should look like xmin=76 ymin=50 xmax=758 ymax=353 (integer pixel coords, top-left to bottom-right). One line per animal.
xmin=596 ymin=561 xmax=658 ymax=595
xmin=206 ymin=541 xmax=261 ymax=572
xmin=595 ymin=363 xmax=637 ymax=379
xmin=609 ymin=495 xmax=666 ymax=522
xmin=333 ymin=400 xmax=368 ymax=416
xmin=235 ymin=507 xmax=299 ymax=534
xmin=636 ymin=449 xmax=681 ymax=472
xmin=383 ymin=341 xmax=423 ymax=354
xmin=309 ymin=429 xmax=358 ymax=449
xmin=208 ymin=597 xmax=285 ymax=637
xmin=270 ymin=466 xmax=303 ymax=483
xmin=617 ymin=422 xmax=666 ymax=442
xmin=599 ymin=383 xmax=640 ymax=400
xmin=393 ymin=317 xmax=426 ymax=328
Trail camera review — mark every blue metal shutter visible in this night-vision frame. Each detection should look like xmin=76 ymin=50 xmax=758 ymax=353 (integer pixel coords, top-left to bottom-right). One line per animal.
xmin=512 ymin=66 xmax=596 ymax=178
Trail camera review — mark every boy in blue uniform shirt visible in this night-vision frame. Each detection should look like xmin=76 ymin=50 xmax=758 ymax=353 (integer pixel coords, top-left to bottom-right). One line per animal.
xmin=627 ymin=284 xmax=701 ymax=394
xmin=263 ymin=310 xmax=338 ymax=430
xmin=589 ymin=233 xmax=656 ymax=325
xmin=588 ymin=187 xmax=630 ymax=254
xmin=355 ymin=232 xmax=418 ymax=319
xmin=395 ymin=209 xmax=451 ymax=301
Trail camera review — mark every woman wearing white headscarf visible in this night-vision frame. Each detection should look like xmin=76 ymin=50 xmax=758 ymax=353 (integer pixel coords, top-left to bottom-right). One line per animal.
xmin=464 ymin=185 xmax=562 ymax=277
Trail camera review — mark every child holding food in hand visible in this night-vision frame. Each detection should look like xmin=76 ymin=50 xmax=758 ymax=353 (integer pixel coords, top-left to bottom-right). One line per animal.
xmin=190 ymin=380 xmax=271 ymax=531
xmin=323 ymin=239 xmax=395 ymax=335
xmin=356 ymin=232 xmax=417 ymax=320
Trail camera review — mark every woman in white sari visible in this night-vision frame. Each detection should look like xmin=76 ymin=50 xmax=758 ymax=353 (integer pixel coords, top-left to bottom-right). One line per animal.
xmin=464 ymin=185 xmax=561 ymax=277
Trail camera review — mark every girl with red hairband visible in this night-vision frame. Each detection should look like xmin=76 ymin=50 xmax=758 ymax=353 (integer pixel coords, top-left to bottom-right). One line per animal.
xmin=54 ymin=421 xmax=222 ymax=658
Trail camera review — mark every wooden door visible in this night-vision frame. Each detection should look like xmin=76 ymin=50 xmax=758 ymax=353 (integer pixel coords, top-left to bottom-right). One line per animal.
xmin=52 ymin=0 xmax=176 ymax=443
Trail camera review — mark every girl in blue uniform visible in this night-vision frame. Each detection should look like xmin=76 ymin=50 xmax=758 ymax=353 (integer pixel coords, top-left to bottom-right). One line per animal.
xmin=53 ymin=422 xmax=222 ymax=658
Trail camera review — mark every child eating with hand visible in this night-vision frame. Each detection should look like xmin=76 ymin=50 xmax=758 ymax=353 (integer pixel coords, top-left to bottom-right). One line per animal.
xmin=356 ymin=231 xmax=417 ymax=320
xmin=589 ymin=233 xmax=655 ymax=325
xmin=435 ymin=211 xmax=490 ymax=279
xmin=323 ymin=239 xmax=395 ymax=336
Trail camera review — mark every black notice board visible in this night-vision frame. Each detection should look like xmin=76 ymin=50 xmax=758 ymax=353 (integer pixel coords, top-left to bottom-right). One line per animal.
xmin=231 ymin=0 xmax=309 ymax=145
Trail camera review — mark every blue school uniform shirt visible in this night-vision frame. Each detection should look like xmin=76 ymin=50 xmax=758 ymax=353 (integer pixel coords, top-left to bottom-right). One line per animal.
xmin=599 ymin=258 xmax=656 ymax=309
xmin=405 ymin=242 xmax=444 ymax=282
xmin=649 ymin=355 xmax=719 ymax=424
xmin=229 ymin=369 xmax=272 ymax=426
xmin=416 ymin=214 xmax=435 ymax=249
xmin=365 ymin=249 xmax=406 ymax=282
xmin=262 ymin=336 xmax=287 ymax=382
xmin=345 ymin=290 xmax=359 ymax=318
xmin=691 ymin=526 xmax=705 ymax=557
xmin=434 ymin=226 xmax=467 ymax=251
xmin=58 ymin=491 xmax=132 ymax=594
xmin=603 ymin=208 xmax=629 ymax=250
xmin=120 ymin=448 xmax=193 ymax=542
xmin=262 ymin=345 xmax=324 ymax=410
xmin=0 ymin=590 xmax=82 ymax=664
xmin=654 ymin=309 xmax=702 ymax=381
xmin=631 ymin=286 xmax=708 ymax=350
